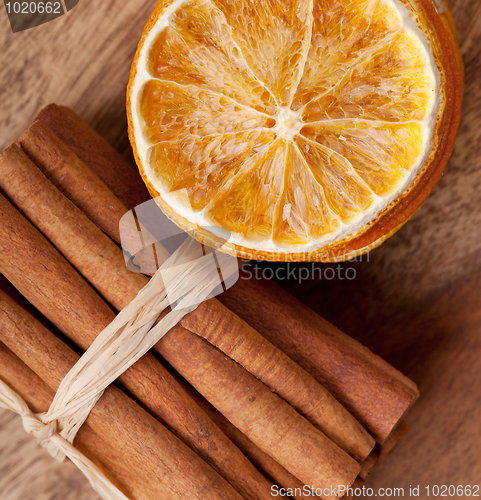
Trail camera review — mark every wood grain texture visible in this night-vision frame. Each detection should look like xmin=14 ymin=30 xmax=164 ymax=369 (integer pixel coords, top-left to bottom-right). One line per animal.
xmin=0 ymin=0 xmax=158 ymax=159
xmin=358 ymin=271 xmax=481 ymax=498
xmin=0 ymin=410 xmax=100 ymax=500
xmin=0 ymin=0 xmax=480 ymax=498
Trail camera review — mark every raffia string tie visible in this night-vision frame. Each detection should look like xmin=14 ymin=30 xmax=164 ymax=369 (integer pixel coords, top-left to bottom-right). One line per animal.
xmin=0 ymin=378 xmax=130 ymax=500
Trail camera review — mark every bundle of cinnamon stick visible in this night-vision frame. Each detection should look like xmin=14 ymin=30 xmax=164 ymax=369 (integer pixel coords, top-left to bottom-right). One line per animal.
xmin=0 ymin=104 xmax=419 ymax=500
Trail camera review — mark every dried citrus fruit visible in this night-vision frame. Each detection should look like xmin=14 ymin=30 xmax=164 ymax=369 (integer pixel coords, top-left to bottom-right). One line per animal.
xmin=128 ymin=0 xmax=463 ymax=262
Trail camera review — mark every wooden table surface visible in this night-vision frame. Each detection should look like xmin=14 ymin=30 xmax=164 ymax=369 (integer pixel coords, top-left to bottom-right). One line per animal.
xmin=0 ymin=0 xmax=480 ymax=499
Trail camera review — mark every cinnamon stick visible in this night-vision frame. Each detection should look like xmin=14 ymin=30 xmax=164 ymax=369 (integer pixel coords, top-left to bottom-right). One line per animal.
xmin=35 ymin=104 xmax=151 ymax=211
xmin=12 ymin=132 xmax=374 ymax=463
xmin=358 ymin=420 xmax=410 ymax=481
xmin=17 ymin=119 xmax=170 ymax=274
xmin=156 ymin=324 xmax=360 ymax=499
xmin=0 ymin=287 xmax=242 ymax=500
xmin=28 ymin=105 xmax=417 ymax=444
xmin=218 ymin=273 xmax=419 ymax=443
xmin=17 ymin=119 xmax=127 ymax=244
xmin=182 ymin=298 xmax=375 ymax=461
xmin=0 ymin=147 xmax=360 ymax=498
xmin=0 ymin=187 xmax=273 ymax=500
xmin=164 ymin=359 xmax=322 ymax=500
xmin=0 ymin=143 xmax=147 ymax=312
xmin=0 ymin=340 xmax=156 ymax=500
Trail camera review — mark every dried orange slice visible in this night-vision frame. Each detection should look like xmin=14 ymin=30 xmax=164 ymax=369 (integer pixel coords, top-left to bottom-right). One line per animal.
xmin=128 ymin=0 xmax=463 ymax=261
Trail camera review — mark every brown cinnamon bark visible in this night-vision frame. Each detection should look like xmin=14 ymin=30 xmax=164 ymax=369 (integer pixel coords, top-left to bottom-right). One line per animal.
xmin=182 ymin=298 xmax=375 ymax=461
xmin=35 ymin=104 xmax=151 ymax=211
xmin=165 ymin=359 xmax=322 ymax=500
xmin=17 ymin=120 xmax=128 ymax=245
xmin=218 ymin=274 xmax=419 ymax=443
xmin=0 ymin=188 xmax=273 ymax=500
xmin=156 ymin=325 xmax=360 ymax=499
xmin=0 ymin=143 xmax=147 ymax=312
xmin=28 ymin=105 xmax=418 ymax=445
xmin=0 ymin=150 xmax=360 ymax=499
xmin=358 ymin=420 xmax=410 ymax=481
xmin=0 ymin=341 xmax=157 ymax=500
xmin=0 ymin=289 xmax=242 ymax=500
xmin=17 ymin=120 xmax=170 ymax=274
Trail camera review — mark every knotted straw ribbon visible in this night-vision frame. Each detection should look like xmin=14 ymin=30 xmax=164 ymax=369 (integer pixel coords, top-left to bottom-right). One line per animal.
xmin=0 ymin=378 xmax=130 ymax=500
xmin=0 ymin=235 xmax=238 ymax=500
